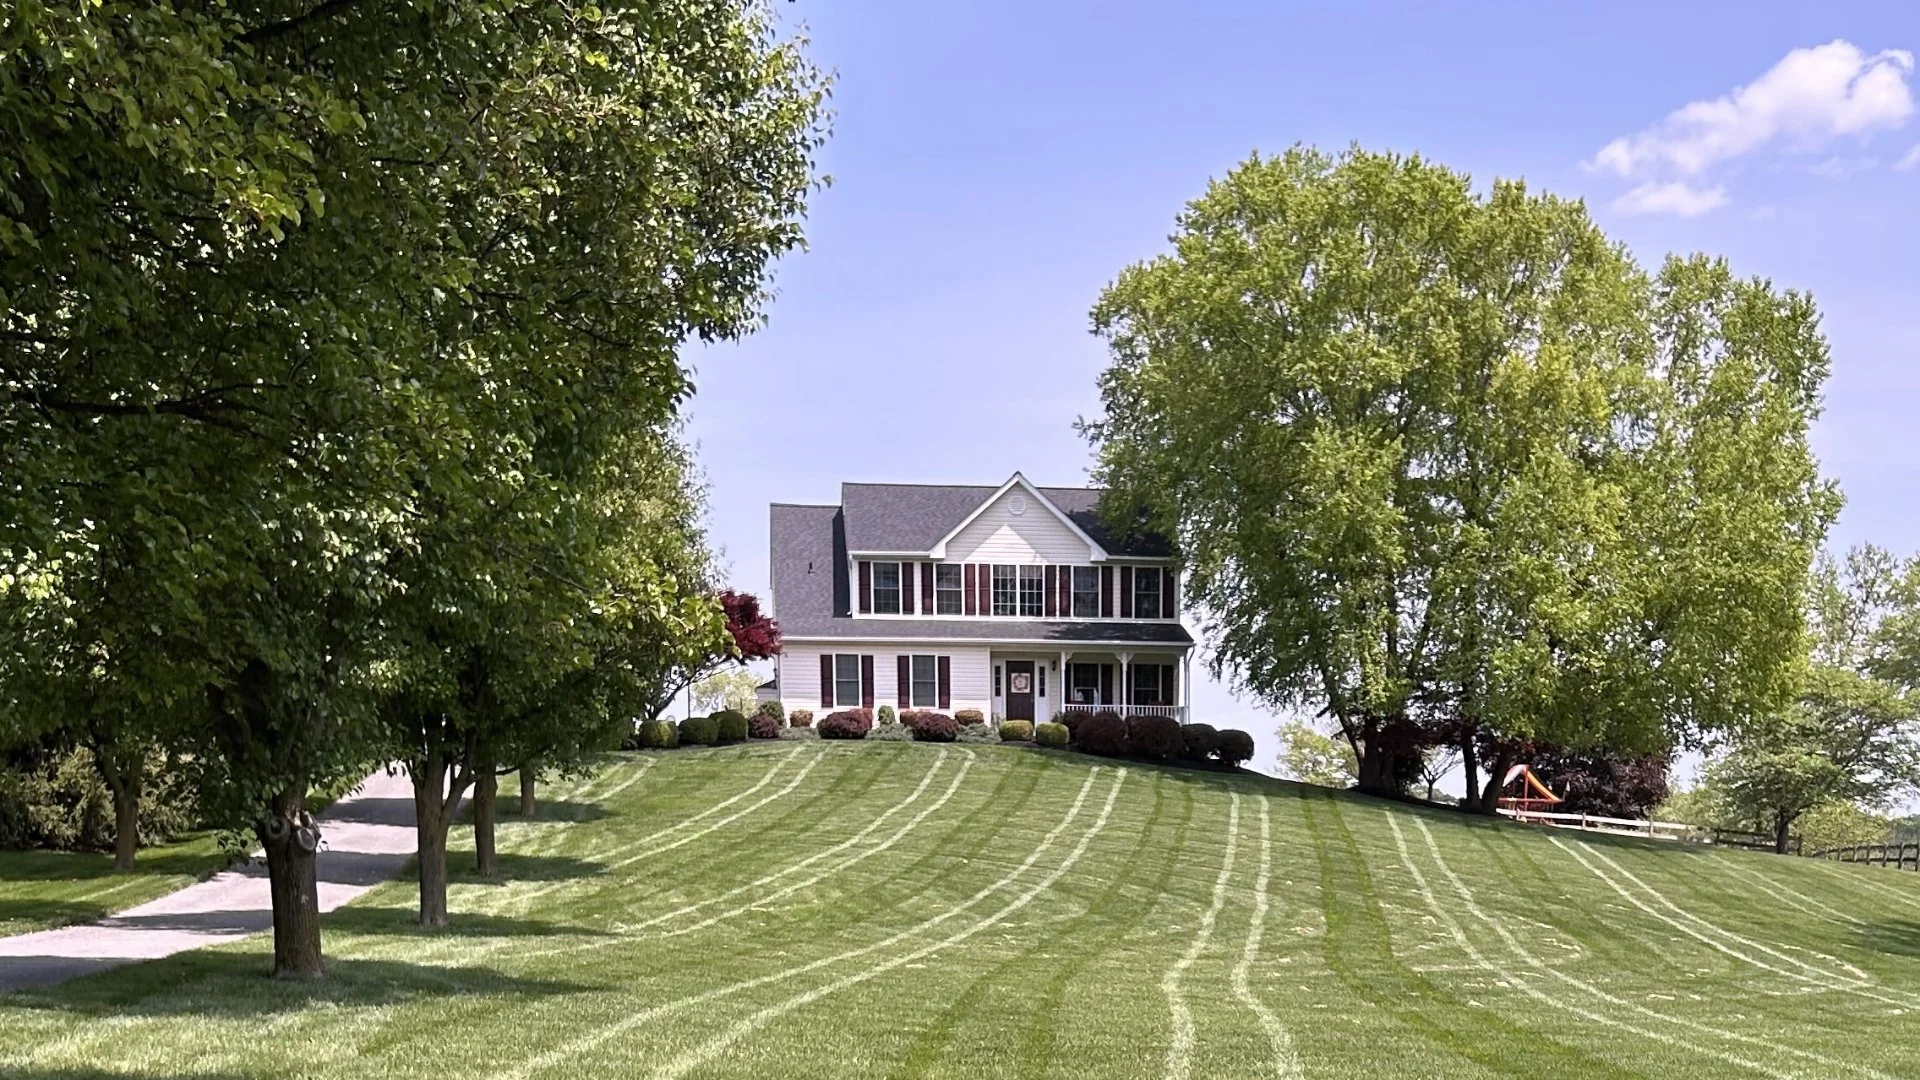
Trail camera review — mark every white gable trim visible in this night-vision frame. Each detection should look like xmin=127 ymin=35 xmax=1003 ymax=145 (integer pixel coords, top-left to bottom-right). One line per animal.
xmin=929 ymin=472 xmax=1106 ymax=562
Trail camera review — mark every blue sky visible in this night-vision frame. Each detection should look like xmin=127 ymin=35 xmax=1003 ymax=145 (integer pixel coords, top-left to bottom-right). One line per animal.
xmin=686 ymin=1 xmax=1920 ymax=784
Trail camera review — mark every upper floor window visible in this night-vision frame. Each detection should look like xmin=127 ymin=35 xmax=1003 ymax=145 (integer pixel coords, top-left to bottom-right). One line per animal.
xmin=934 ymin=564 xmax=964 ymax=615
xmin=1133 ymin=566 xmax=1163 ymax=619
xmin=833 ymin=654 xmax=863 ymax=707
xmin=873 ymin=561 xmax=902 ymax=614
xmin=1071 ymin=567 xmax=1101 ymax=619
xmin=1019 ymin=566 xmax=1044 ymax=617
xmin=992 ymin=565 xmax=1017 ymax=616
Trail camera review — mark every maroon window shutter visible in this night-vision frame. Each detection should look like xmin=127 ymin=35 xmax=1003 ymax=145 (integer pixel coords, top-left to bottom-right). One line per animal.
xmin=858 ymin=561 xmax=873 ymax=614
xmin=901 ymin=562 xmax=916 ymax=615
xmin=1165 ymin=663 xmax=1178 ymax=708
xmin=1100 ymin=566 xmax=1114 ymax=617
xmin=964 ymin=564 xmax=977 ymax=615
xmin=1061 ymin=569 xmax=1073 ymax=616
xmin=1099 ymin=663 xmax=1113 ymax=705
xmin=1120 ymin=566 xmax=1134 ymax=618
xmin=976 ymin=563 xmax=990 ymax=614
xmin=920 ymin=563 xmax=934 ymax=613
xmin=897 ymin=655 xmax=911 ymax=708
xmin=1162 ymin=570 xmax=1175 ymax=618
xmin=820 ymin=655 xmax=834 ymax=708
xmin=1044 ymin=566 xmax=1058 ymax=617
xmin=861 ymin=655 xmax=875 ymax=708
xmin=937 ymin=656 xmax=951 ymax=709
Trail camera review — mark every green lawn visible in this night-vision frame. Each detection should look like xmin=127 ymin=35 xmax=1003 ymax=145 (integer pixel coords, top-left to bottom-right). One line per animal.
xmin=0 ymin=832 xmax=229 ymax=937
xmin=3 ymin=742 xmax=1919 ymax=1078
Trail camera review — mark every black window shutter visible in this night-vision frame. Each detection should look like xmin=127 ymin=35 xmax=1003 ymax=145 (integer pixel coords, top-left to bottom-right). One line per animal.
xmin=820 ymin=655 xmax=834 ymax=708
xmin=901 ymin=562 xmax=915 ymax=615
xmin=860 ymin=655 xmax=875 ymax=709
xmin=921 ymin=563 xmax=934 ymax=613
xmin=937 ymin=656 xmax=951 ymax=709
xmin=1120 ymin=566 xmax=1134 ymax=618
xmin=1165 ymin=663 xmax=1178 ymax=707
xmin=1100 ymin=566 xmax=1113 ymax=618
xmin=964 ymin=563 xmax=977 ymax=615
xmin=1099 ymin=663 xmax=1113 ymax=705
xmin=858 ymin=561 xmax=873 ymax=614
xmin=1044 ymin=566 xmax=1057 ymax=617
xmin=897 ymin=655 xmax=911 ymax=708
xmin=1162 ymin=570 xmax=1175 ymax=618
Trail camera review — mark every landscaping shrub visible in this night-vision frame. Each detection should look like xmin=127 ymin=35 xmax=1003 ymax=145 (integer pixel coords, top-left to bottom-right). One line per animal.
xmin=778 ymin=726 xmax=821 ymax=741
xmin=870 ymin=723 xmax=912 ymax=742
xmin=636 ymin=719 xmax=680 ymax=750
xmin=909 ymin=712 xmax=958 ymax=742
xmin=788 ymin=709 xmax=814 ymax=728
xmin=998 ymin=720 xmax=1034 ymax=742
xmin=755 ymin=699 xmax=786 ymax=724
xmin=876 ymin=705 xmax=897 ymax=726
xmin=957 ymin=722 xmax=1000 ymax=745
xmin=0 ymin=746 xmax=198 ymax=851
xmin=679 ymin=715 xmax=719 ymax=746
xmin=748 ymin=713 xmax=781 ymax=740
xmin=712 ymin=710 xmax=749 ymax=745
xmin=1075 ymin=710 xmax=1129 ymax=757
xmin=1126 ymin=715 xmax=1184 ymax=761
xmin=1058 ymin=711 xmax=1086 ymax=736
xmin=1034 ymin=722 xmax=1070 ymax=748
xmin=1179 ymin=723 xmax=1219 ymax=762
xmin=954 ymin=709 xmax=985 ymax=725
xmin=1216 ymin=729 xmax=1256 ymax=767
xmin=818 ymin=709 xmax=874 ymax=740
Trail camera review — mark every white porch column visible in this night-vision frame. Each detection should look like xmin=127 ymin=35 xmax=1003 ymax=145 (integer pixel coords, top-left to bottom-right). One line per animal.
xmin=1115 ymin=650 xmax=1132 ymax=711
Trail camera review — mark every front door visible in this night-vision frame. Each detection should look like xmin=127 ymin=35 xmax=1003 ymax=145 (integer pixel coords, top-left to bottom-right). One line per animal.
xmin=1005 ymin=661 xmax=1035 ymax=721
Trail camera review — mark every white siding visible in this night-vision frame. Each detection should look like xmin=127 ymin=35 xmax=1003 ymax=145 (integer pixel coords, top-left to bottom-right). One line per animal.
xmin=944 ymin=488 xmax=1091 ymax=564
xmin=777 ymin=642 xmax=992 ymax=717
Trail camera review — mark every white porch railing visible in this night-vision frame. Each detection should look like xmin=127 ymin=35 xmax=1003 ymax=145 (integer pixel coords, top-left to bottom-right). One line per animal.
xmin=1056 ymin=702 xmax=1187 ymax=723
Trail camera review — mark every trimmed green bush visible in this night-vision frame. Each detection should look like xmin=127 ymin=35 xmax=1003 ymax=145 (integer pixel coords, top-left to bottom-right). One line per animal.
xmin=1216 ymin=728 xmax=1256 ymax=767
xmin=1126 ymin=715 xmax=1184 ymax=761
xmin=679 ymin=715 xmax=719 ymax=746
xmin=748 ymin=713 xmax=781 ymax=740
xmin=636 ymin=719 xmax=680 ymax=749
xmin=957 ymin=722 xmax=1000 ymax=744
xmin=876 ymin=705 xmax=897 ymax=726
xmin=909 ymin=712 xmax=958 ymax=742
xmin=778 ymin=726 xmax=820 ymax=741
xmin=954 ymin=709 xmax=985 ymax=725
xmin=755 ymin=699 xmax=786 ymax=724
xmin=1034 ymin=722 xmax=1070 ymax=748
xmin=788 ymin=709 xmax=814 ymax=728
xmin=998 ymin=720 xmax=1034 ymax=742
xmin=819 ymin=709 xmax=873 ymax=739
xmin=1076 ymin=710 xmax=1129 ymax=757
xmin=1179 ymin=723 xmax=1219 ymax=761
xmin=712 ymin=709 xmax=749 ymax=744
xmin=0 ymin=745 xmax=197 ymax=851
xmin=870 ymin=723 xmax=913 ymax=742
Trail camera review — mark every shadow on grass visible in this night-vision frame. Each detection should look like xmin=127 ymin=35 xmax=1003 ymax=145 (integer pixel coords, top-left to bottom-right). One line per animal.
xmin=0 ymin=841 xmax=228 ymax=883
xmin=0 ymin=1069 xmax=259 ymax=1080
xmin=448 ymin=853 xmax=603 ymax=885
xmin=1850 ymin=917 xmax=1920 ymax=959
xmin=4 ymin=952 xmax=591 ymax=1018
xmin=502 ymin=799 xmax=609 ymax=823
xmin=323 ymin=904 xmax=612 ymax=940
xmin=0 ymin=899 xmax=111 ymax=930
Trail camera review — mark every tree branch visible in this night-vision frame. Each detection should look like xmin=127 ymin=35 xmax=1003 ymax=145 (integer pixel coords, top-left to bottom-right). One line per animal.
xmin=238 ymin=0 xmax=368 ymax=45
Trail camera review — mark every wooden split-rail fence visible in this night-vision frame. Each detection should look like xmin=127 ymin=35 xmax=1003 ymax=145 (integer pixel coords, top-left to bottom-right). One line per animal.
xmin=1809 ymin=843 xmax=1920 ymax=871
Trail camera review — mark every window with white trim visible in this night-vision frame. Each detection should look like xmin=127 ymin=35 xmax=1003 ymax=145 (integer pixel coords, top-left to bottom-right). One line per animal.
xmin=1071 ymin=567 xmax=1101 ymax=618
xmin=991 ymin=565 xmax=1017 ymax=616
xmin=1019 ymin=565 xmax=1043 ymax=617
xmin=1069 ymin=662 xmax=1102 ymax=705
xmin=1133 ymin=566 xmax=1163 ymax=619
xmin=832 ymin=654 xmax=862 ymax=707
xmin=993 ymin=664 xmax=1002 ymax=697
xmin=934 ymin=564 xmax=964 ymax=614
xmin=872 ymin=561 xmax=902 ymax=615
xmin=909 ymin=655 xmax=939 ymax=708
xmin=1130 ymin=664 xmax=1166 ymax=706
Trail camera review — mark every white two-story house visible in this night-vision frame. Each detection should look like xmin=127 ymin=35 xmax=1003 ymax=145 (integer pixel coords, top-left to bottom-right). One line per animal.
xmin=765 ymin=473 xmax=1194 ymax=725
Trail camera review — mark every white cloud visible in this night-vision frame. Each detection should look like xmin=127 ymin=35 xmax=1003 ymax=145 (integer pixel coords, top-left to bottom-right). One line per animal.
xmin=1610 ymin=181 xmax=1729 ymax=217
xmin=1898 ymin=144 xmax=1920 ymax=170
xmin=1592 ymin=40 xmax=1915 ymax=179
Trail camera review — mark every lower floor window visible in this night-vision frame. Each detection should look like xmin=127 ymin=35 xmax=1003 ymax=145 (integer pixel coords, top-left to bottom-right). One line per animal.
xmin=1130 ymin=664 xmax=1167 ymax=706
xmin=1069 ymin=663 xmax=1102 ymax=705
xmin=910 ymin=654 xmax=939 ymax=708
xmin=833 ymin=654 xmax=862 ymax=707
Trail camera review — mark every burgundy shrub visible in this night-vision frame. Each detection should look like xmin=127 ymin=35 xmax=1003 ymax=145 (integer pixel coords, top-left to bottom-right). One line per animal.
xmin=1076 ymin=710 xmax=1129 ymax=758
xmin=819 ymin=708 xmax=874 ymax=740
xmin=1126 ymin=715 xmax=1184 ymax=761
xmin=1215 ymin=729 xmax=1255 ymax=767
xmin=908 ymin=712 xmax=957 ymax=742
xmin=748 ymin=713 xmax=782 ymax=740
xmin=1179 ymin=723 xmax=1219 ymax=762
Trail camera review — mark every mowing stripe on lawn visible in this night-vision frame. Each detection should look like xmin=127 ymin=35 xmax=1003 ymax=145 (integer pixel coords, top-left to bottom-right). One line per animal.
xmin=1413 ymin=816 xmax=1899 ymax=1080
xmin=1552 ymin=838 xmax=1913 ymax=1010
xmin=1388 ymin=814 xmax=1797 ymax=1080
xmin=1162 ymin=789 xmax=1239 ymax=1080
xmin=1801 ymin=859 xmax=1920 ymax=916
xmin=585 ymin=756 xmax=656 ymax=807
xmin=648 ymin=768 xmax=1130 ymax=1080
xmin=509 ymin=748 xmax=819 ymax=911
xmin=512 ymin=750 xmax=967 ymax=960
xmin=496 ymin=766 xmax=1118 ymax=1080
xmin=1717 ymin=857 xmax=1868 ymax=928
xmin=1230 ymin=795 xmax=1302 ymax=1080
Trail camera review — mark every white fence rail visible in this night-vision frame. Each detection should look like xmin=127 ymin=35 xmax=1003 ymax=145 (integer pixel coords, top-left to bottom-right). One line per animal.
xmin=1497 ymin=808 xmax=1697 ymax=841
xmin=1056 ymin=703 xmax=1188 ymax=723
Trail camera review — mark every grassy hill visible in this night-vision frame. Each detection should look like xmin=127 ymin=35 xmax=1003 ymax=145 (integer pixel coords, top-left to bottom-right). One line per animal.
xmin=2 ymin=741 xmax=1918 ymax=1078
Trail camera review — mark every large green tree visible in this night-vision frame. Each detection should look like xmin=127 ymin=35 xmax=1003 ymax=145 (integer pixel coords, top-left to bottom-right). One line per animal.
xmin=1085 ymin=146 xmax=1837 ymax=801
xmin=3 ymin=2 xmax=824 ymax=972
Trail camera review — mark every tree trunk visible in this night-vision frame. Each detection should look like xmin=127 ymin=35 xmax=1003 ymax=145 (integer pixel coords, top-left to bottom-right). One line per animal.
xmin=1459 ymin=732 xmax=1479 ymax=810
xmin=257 ymin=789 xmax=323 ymax=978
xmin=1473 ymin=748 xmax=1517 ymax=815
xmin=111 ymin=783 xmax=139 ymax=871
xmin=474 ymin=765 xmax=498 ymax=877
xmin=1774 ymin=812 xmax=1794 ymax=855
xmin=518 ymin=761 xmax=536 ymax=817
xmin=412 ymin=758 xmax=450 ymax=928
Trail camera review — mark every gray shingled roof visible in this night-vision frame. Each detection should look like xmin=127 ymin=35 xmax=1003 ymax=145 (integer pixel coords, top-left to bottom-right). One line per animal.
xmin=778 ymin=617 xmax=1193 ymax=645
xmin=839 ymin=482 xmax=1171 ymax=557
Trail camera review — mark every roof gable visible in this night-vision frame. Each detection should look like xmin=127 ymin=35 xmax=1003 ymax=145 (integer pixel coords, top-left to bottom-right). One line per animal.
xmin=838 ymin=476 xmax=1172 ymax=559
xmin=929 ymin=473 xmax=1103 ymax=561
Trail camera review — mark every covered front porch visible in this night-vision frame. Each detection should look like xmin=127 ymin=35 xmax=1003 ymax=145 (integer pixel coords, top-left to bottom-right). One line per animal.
xmin=989 ymin=648 xmax=1190 ymax=726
